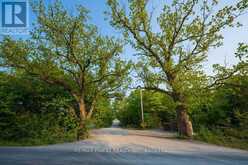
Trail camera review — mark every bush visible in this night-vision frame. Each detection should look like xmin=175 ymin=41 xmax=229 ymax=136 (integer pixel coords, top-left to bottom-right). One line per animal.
xmin=159 ymin=108 xmax=177 ymax=131
xmin=116 ymin=90 xmax=176 ymax=129
xmin=0 ymin=73 xmax=79 ymax=145
xmin=195 ymin=126 xmax=248 ymax=150
xmin=191 ymin=75 xmax=248 ymax=131
xmin=92 ymin=97 xmax=114 ymax=128
xmin=0 ymin=112 xmax=78 ymax=145
xmin=142 ymin=113 xmax=161 ymax=128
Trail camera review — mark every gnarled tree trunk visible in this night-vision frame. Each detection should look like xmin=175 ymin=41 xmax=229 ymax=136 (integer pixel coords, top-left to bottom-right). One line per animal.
xmin=173 ymin=93 xmax=193 ymax=137
xmin=79 ymin=98 xmax=86 ymax=119
xmin=176 ymin=103 xmax=193 ymax=137
xmin=77 ymin=97 xmax=89 ymax=140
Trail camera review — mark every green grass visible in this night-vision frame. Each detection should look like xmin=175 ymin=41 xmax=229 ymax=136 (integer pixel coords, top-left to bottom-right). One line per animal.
xmin=0 ymin=130 xmax=78 ymax=146
xmin=0 ymin=137 xmax=77 ymax=146
xmin=194 ymin=127 xmax=248 ymax=150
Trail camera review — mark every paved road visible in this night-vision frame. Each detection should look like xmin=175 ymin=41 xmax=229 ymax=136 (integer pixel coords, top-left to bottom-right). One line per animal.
xmin=0 ymin=128 xmax=248 ymax=165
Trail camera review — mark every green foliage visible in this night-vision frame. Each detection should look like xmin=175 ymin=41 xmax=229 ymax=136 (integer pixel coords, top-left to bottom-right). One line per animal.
xmin=116 ymin=90 xmax=176 ymax=129
xmin=107 ymin=0 xmax=247 ymax=97
xmin=0 ymin=0 xmax=247 ymax=148
xmin=116 ymin=92 xmax=141 ymax=128
xmin=107 ymin=0 xmax=248 ymax=137
xmin=0 ymin=0 xmax=131 ymax=140
xmin=92 ymin=97 xmax=114 ymax=128
xmin=190 ymin=73 xmax=248 ymax=149
xmin=142 ymin=113 xmax=161 ymax=129
xmin=0 ymin=73 xmax=78 ymax=145
xmin=191 ymin=74 xmax=248 ymax=131
xmin=0 ymin=0 xmax=131 ymax=128
xmin=195 ymin=126 xmax=248 ymax=150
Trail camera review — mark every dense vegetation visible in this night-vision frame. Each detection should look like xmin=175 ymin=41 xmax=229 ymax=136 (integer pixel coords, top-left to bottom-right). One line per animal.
xmin=0 ymin=73 xmax=114 ymax=145
xmin=192 ymin=75 xmax=248 ymax=149
xmin=0 ymin=0 xmax=130 ymax=140
xmin=107 ymin=0 xmax=248 ymax=137
xmin=116 ymin=73 xmax=248 ymax=149
xmin=0 ymin=73 xmax=76 ymax=145
xmin=116 ymin=90 xmax=176 ymax=129
xmin=0 ymin=0 xmax=247 ymax=149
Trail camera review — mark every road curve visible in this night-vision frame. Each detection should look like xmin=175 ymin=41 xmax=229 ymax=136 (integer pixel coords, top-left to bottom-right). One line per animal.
xmin=0 ymin=128 xmax=247 ymax=165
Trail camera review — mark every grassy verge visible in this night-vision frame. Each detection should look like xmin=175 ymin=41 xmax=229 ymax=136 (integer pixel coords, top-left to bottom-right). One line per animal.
xmin=0 ymin=130 xmax=78 ymax=146
xmin=194 ymin=127 xmax=248 ymax=150
xmin=0 ymin=137 xmax=77 ymax=146
xmin=0 ymin=137 xmax=78 ymax=146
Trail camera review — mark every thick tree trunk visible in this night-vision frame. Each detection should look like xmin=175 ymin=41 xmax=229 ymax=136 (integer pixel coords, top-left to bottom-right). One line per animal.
xmin=86 ymin=97 xmax=97 ymax=119
xmin=77 ymin=98 xmax=89 ymax=140
xmin=79 ymin=98 xmax=86 ymax=119
xmin=176 ymin=103 xmax=193 ymax=137
xmin=172 ymin=92 xmax=193 ymax=137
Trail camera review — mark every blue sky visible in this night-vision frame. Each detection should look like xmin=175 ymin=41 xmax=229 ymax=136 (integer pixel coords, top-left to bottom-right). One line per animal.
xmin=11 ymin=0 xmax=248 ymax=74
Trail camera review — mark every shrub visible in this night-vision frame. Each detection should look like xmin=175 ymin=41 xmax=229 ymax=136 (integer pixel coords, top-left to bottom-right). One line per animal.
xmin=0 ymin=73 xmax=79 ymax=145
xmin=116 ymin=90 xmax=176 ymax=129
xmin=92 ymin=97 xmax=114 ymax=128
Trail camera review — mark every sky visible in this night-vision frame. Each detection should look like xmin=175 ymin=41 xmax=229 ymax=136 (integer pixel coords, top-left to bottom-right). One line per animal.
xmin=5 ymin=0 xmax=248 ymax=75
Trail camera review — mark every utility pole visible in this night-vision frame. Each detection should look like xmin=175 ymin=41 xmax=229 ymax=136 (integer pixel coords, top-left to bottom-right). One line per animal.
xmin=140 ymin=88 xmax=144 ymax=123
xmin=137 ymin=85 xmax=144 ymax=125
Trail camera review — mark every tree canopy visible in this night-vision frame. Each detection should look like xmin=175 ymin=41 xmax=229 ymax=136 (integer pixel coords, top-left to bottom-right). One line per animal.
xmin=0 ymin=0 xmax=131 ymax=138
xmin=107 ymin=0 xmax=248 ymax=136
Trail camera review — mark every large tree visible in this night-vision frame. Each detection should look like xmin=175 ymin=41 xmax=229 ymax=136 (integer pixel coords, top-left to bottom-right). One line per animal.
xmin=0 ymin=1 xmax=130 ymax=138
xmin=107 ymin=0 xmax=248 ymax=137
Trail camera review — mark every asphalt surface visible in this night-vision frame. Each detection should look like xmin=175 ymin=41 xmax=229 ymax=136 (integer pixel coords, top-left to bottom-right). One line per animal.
xmin=0 ymin=128 xmax=248 ymax=165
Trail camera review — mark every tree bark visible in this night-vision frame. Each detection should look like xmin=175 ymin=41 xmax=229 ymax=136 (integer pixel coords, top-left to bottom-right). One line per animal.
xmin=176 ymin=103 xmax=193 ymax=137
xmin=79 ymin=97 xmax=86 ymax=119
xmin=77 ymin=97 xmax=88 ymax=140
xmin=86 ymin=97 xmax=97 ymax=119
xmin=172 ymin=92 xmax=193 ymax=137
